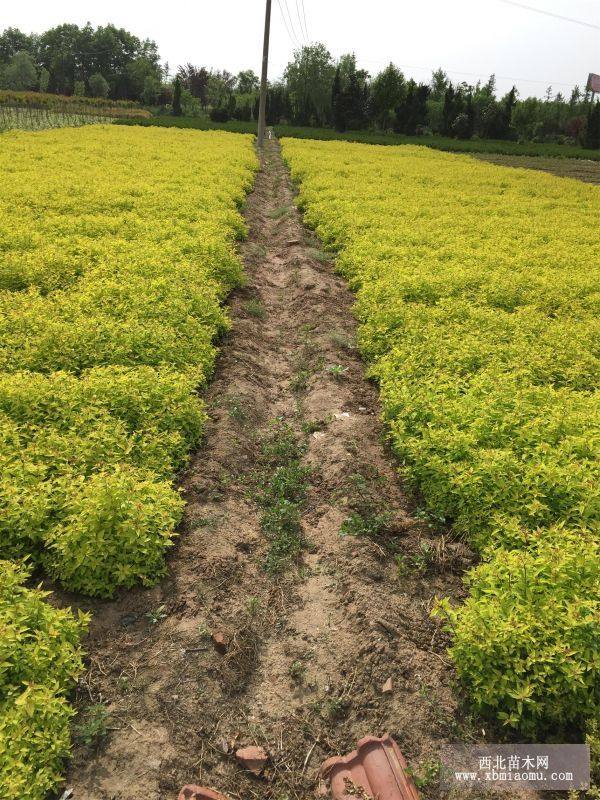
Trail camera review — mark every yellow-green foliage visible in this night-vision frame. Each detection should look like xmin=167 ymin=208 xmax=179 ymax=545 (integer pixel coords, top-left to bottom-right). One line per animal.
xmin=0 ymin=561 xmax=88 ymax=799
xmin=0 ymin=126 xmax=257 ymax=596
xmin=281 ymin=138 xmax=600 ymax=733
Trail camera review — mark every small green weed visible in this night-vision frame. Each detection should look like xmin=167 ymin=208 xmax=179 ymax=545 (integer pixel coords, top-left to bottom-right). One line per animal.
xmin=267 ymin=204 xmax=293 ymax=220
xmin=307 ymin=247 xmax=330 ymax=263
xmin=325 ymin=364 xmax=348 ymax=380
xmin=330 ymin=331 xmax=355 ymax=349
xmin=339 ymin=471 xmax=394 ymax=543
xmin=289 ymin=660 xmax=307 ymax=684
xmin=256 ymin=423 xmax=310 ymax=574
xmin=225 ymin=394 xmax=248 ymax=424
xmin=406 ymin=759 xmax=441 ymax=790
xmin=74 ymin=704 xmax=111 ymax=747
xmin=146 ymin=604 xmax=167 ymax=625
xmin=246 ymin=596 xmax=261 ymax=616
xmin=243 ymin=298 xmax=266 ymax=319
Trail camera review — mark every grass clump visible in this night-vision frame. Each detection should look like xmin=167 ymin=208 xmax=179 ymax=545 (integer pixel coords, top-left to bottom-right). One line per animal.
xmin=339 ymin=471 xmax=394 ymax=542
xmin=242 ymin=298 xmax=266 ymax=319
xmin=256 ymin=423 xmax=310 ymax=573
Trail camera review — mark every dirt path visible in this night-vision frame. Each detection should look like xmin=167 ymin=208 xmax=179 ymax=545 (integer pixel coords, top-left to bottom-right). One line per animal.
xmin=66 ymin=140 xmax=474 ymax=800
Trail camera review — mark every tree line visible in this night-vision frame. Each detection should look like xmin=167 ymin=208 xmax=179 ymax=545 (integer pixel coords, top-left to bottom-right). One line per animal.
xmin=0 ymin=24 xmax=162 ymax=101
xmin=2 ymin=26 xmax=598 ymax=148
xmin=176 ymin=44 xmax=599 ymax=149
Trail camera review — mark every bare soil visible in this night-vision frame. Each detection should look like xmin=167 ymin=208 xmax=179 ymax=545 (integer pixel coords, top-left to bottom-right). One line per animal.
xmin=472 ymin=152 xmax=600 ymax=184
xmin=62 ymin=140 xmax=481 ymax=800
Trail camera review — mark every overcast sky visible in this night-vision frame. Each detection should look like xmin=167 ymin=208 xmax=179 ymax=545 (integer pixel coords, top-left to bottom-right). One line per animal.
xmin=6 ymin=0 xmax=600 ymax=98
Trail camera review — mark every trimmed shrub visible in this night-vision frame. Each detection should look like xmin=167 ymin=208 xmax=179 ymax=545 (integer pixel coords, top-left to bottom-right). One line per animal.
xmin=0 ymin=561 xmax=87 ymax=799
xmin=44 ymin=466 xmax=184 ymax=597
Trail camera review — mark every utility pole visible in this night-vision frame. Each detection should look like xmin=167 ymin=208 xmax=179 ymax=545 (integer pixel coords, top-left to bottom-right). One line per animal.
xmin=257 ymin=0 xmax=272 ymax=148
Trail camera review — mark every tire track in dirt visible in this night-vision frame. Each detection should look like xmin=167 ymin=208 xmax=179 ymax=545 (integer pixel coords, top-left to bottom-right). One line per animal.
xmin=65 ymin=140 xmax=475 ymax=800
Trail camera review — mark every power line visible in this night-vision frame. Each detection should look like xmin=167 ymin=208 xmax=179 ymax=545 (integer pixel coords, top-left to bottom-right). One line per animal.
xmin=300 ymin=0 xmax=310 ymax=41
xmin=358 ymin=56 xmax=579 ymax=89
xmin=276 ymin=0 xmax=301 ymax=47
xmin=281 ymin=0 xmax=302 ymax=46
xmin=498 ymin=0 xmax=600 ymax=30
xmin=295 ymin=0 xmax=308 ymax=42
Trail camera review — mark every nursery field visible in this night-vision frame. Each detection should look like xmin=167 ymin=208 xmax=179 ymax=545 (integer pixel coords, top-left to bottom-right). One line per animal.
xmin=282 ymin=138 xmax=600 ymax=734
xmin=0 ymin=125 xmax=256 ymax=797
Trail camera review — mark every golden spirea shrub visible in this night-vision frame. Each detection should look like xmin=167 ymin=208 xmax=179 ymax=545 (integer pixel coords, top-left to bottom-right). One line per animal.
xmin=281 ymin=137 xmax=599 ymax=734
xmin=0 ymin=561 xmax=88 ymax=800
xmin=0 ymin=125 xmax=256 ymax=595
xmin=0 ymin=125 xmax=256 ymax=796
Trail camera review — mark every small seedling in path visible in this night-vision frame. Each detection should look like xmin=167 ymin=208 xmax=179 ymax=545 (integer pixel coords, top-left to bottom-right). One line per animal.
xmin=340 ymin=510 xmax=392 ymax=539
xmin=74 ymin=704 xmax=111 ymax=747
xmin=243 ymin=298 xmax=266 ymax=319
xmin=326 ymin=364 xmax=348 ymax=380
xmin=330 ymin=331 xmax=355 ymax=350
xmin=406 ymin=759 xmax=441 ymax=790
xmin=255 ymin=422 xmax=310 ymax=574
xmin=225 ymin=395 xmax=248 ymax=424
xmin=267 ymin=204 xmax=292 ymax=220
xmin=307 ymin=247 xmax=330 ymax=263
xmin=146 ymin=604 xmax=167 ymax=625
xmin=246 ymin=596 xmax=261 ymax=616
xmin=289 ymin=660 xmax=307 ymax=685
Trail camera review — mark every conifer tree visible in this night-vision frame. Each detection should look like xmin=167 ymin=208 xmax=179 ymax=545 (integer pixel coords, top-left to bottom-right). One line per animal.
xmin=172 ymin=75 xmax=182 ymax=116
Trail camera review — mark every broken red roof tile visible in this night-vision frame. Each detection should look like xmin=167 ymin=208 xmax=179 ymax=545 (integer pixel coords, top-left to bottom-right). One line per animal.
xmin=235 ymin=745 xmax=269 ymax=775
xmin=211 ymin=631 xmax=228 ymax=653
xmin=178 ymin=786 xmax=230 ymax=800
xmin=320 ymin=735 xmax=419 ymax=800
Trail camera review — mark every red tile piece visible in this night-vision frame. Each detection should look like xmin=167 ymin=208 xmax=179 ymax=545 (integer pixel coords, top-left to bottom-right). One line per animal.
xmin=235 ymin=745 xmax=269 ymax=775
xmin=178 ymin=786 xmax=229 ymax=800
xmin=211 ymin=631 xmax=228 ymax=653
xmin=320 ymin=735 xmax=420 ymax=800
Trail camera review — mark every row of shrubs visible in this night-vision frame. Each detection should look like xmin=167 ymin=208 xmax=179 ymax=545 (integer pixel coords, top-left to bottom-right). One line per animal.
xmin=0 ymin=88 xmax=142 ymax=109
xmin=0 ymin=125 xmax=256 ymax=594
xmin=281 ymin=137 xmax=599 ymax=735
xmin=0 ymin=125 xmax=256 ymax=798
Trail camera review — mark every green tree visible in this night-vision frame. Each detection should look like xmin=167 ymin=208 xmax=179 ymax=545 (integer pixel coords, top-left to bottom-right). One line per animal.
xmin=142 ymin=74 xmax=161 ymax=105
xmin=499 ymin=86 xmax=517 ymax=139
xmin=0 ymin=28 xmax=36 ymax=64
xmin=73 ymin=80 xmax=85 ymax=96
xmin=284 ymin=43 xmax=335 ymax=126
xmin=586 ymin=101 xmax=600 ymax=149
xmin=331 ymin=65 xmax=346 ymax=131
xmin=38 ymin=66 xmax=50 ymax=93
xmin=35 ymin=23 xmax=159 ymax=99
xmin=236 ymin=69 xmax=259 ymax=94
xmin=178 ymin=64 xmax=209 ymax=106
xmin=126 ymin=57 xmax=161 ymax=100
xmin=206 ymin=69 xmax=236 ymax=109
xmin=89 ymin=72 xmax=109 ymax=98
xmin=369 ymin=63 xmax=404 ymax=129
xmin=430 ymin=67 xmax=449 ymax=100
xmin=172 ymin=75 xmax=182 ymax=116
xmin=0 ymin=50 xmax=37 ymax=90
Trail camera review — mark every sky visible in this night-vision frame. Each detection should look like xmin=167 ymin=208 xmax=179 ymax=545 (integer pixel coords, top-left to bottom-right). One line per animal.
xmin=5 ymin=0 xmax=600 ymax=98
